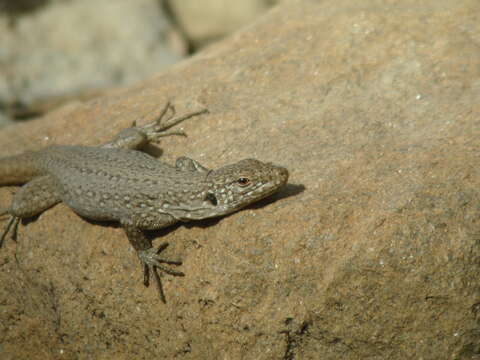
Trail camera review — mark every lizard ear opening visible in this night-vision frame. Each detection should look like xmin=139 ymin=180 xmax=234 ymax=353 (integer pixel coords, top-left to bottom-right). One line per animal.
xmin=205 ymin=192 xmax=218 ymax=206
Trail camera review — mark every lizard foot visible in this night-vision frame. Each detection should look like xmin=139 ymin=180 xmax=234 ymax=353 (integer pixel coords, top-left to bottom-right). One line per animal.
xmin=138 ymin=101 xmax=208 ymax=142
xmin=138 ymin=242 xmax=185 ymax=303
xmin=0 ymin=215 xmax=20 ymax=248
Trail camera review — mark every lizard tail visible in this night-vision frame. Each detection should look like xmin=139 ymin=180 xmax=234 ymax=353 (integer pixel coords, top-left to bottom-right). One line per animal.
xmin=0 ymin=152 xmax=41 ymax=185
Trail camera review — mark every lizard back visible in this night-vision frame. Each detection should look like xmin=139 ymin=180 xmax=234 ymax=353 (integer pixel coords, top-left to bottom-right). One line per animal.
xmin=37 ymin=146 xmax=206 ymax=221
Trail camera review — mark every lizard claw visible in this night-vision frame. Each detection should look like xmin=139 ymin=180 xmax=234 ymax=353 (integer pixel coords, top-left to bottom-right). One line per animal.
xmin=141 ymin=102 xmax=208 ymax=142
xmin=138 ymin=243 xmax=184 ymax=303
xmin=0 ymin=215 xmax=20 ymax=248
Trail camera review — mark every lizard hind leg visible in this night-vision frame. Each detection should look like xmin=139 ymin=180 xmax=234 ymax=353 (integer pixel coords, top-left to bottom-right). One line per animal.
xmin=1 ymin=175 xmax=60 ymax=248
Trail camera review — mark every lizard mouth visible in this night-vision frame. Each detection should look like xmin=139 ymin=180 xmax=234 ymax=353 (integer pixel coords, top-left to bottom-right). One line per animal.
xmin=170 ymin=181 xmax=283 ymax=221
xmin=216 ymin=180 xmax=286 ymax=214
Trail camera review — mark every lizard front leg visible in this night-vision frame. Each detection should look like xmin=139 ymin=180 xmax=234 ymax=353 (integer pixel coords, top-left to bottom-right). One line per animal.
xmin=103 ymin=102 xmax=208 ymax=150
xmin=175 ymin=156 xmax=210 ymax=173
xmin=121 ymin=220 xmax=184 ymax=303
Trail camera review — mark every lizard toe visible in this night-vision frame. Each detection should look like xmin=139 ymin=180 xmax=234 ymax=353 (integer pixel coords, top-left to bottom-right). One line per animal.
xmin=0 ymin=215 xmax=20 ymax=248
xmin=138 ymin=245 xmax=184 ymax=303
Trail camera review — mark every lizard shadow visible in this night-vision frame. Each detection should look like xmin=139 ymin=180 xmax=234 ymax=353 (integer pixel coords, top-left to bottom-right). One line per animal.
xmin=142 ymin=143 xmax=166 ymax=158
xmin=180 ymin=182 xmax=305 ymax=230
xmin=249 ymin=183 xmax=304 ymax=207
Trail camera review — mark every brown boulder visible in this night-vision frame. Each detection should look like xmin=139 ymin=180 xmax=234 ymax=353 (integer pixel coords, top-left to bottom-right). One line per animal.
xmin=0 ymin=0 xmax=478 ymax=358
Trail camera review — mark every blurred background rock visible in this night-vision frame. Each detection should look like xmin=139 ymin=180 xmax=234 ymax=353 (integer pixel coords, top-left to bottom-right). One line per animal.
xmin=0 ymin=0 xmax=278 ymax=127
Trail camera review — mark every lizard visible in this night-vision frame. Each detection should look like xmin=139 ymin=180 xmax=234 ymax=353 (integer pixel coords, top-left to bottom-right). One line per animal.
xmin=0 ymin=102 xmax=289 ymax=302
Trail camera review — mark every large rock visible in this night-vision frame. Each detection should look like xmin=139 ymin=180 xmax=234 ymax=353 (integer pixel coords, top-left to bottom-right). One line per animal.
xmin=0 ymin=0 xmax=478 ymax=358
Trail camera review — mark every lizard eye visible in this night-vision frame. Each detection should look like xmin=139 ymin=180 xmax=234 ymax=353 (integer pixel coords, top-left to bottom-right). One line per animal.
xmin=237 ymin=177 xmax=251 ymax=187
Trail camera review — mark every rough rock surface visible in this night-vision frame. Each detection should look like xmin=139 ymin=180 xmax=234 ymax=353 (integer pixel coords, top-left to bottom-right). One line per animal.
xmin=0 ymin=0 xmax=479 ymax=359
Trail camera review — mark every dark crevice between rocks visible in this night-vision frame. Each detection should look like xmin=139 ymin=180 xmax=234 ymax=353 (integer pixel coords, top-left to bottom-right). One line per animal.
xmin=159 ymin=0 xmax=196 ymax=55
xmin=0 ymin=0 xmax=49 ymax=27
xmin=0 ymin=0 xmax=49 ymax=15
xmin=281 ymin=318 xmax=310 ymax=360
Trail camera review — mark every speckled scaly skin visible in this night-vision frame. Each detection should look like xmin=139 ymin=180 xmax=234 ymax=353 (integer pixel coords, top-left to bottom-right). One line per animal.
xmin=0 ymin=103 xmax=289 ymax=302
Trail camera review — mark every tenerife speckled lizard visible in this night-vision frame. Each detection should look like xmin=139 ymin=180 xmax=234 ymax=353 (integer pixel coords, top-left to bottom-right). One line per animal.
xmin=0 ymin=102 xmax=289 ymax=302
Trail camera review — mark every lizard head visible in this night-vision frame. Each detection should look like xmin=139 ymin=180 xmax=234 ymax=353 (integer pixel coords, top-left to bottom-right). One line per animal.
xmin=201 ymin=158 xmax=289 ymax=217
xmin=164 ymin=159 xmax=288 ymax=221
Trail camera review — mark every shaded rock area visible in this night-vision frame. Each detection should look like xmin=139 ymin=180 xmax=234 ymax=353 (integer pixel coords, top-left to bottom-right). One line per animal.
xmin=0 ymin=0 xmax=479 ymax=358
xmin=167 ymin=0 xmax=278 ymax=48
xmin=0 ymin=0 xmax=276 ymax=122
xmin=0 ymin=0 xmax=185 ymax=120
